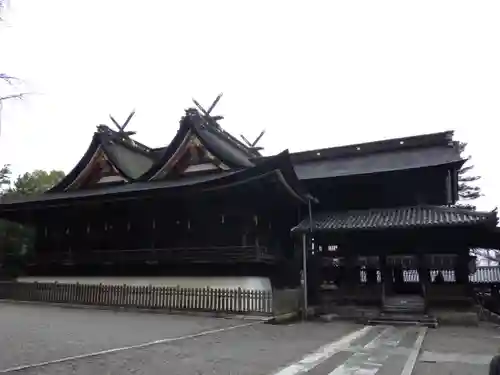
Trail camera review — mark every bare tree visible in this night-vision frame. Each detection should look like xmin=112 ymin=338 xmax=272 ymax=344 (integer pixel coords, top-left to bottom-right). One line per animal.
xmin=0 ymin=2 xmax=28 ymax=131
xmin=0 ymin=74 xmax=28 ymax=135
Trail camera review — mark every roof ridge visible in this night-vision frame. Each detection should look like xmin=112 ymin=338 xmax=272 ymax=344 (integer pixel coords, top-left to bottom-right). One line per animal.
xmin=420 ymin=204 xmax=496 ymax=217
xmin=193 ymin=109 xmax=260 ymax=158
xmin=293 ymin=204 xmax=498 ymax=234
xmin=288 ymin=130 xmax=456 ymax=164
xmin=314 ymin=205 xmax=496 ymax=217
xmin=96 ymin=125 xmax=154 ymax=157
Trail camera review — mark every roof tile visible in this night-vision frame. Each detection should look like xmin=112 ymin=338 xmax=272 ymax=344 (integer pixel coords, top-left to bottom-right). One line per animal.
xmin=293 ymin=206 xmax=497 ymax=232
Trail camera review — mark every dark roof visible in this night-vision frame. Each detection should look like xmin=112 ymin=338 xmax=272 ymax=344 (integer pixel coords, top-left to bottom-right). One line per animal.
xmin=51 ymin=112 xmax=465 ymax=193
xmin=292 ymin=206 xmax=498 ymax=233
xmin=102 ymin=133 xmax=156 ymax=179
xmin=360 ymin=267 xmax=500 ymax=284
xmin=283 ymin=131 xmax=463 ymax=180
xmin=0 ymin=151 xmax=310 ymax=211
xmin=139 ymin=109 xmax=258 ymax=181
xmin=290 ymin=130 xmax=456 ymax=163
xmin=293 ymin=145 xmax=463 ymax=180
xmin=50 ymin=126 xmax=156 ymax=192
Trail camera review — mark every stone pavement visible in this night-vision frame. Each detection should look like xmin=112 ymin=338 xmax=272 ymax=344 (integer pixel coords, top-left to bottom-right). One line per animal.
xmin=1 ymin=302 xmax=499 ymax=374
xmin=270 ymin=325 xmax=426 ymax=375
xmin=413 ymin=324 xmax=499 ymax=375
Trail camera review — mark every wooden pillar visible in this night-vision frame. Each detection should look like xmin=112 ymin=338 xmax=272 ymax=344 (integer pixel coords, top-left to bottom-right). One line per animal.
xmin=380 ymin=255 xmax=392 ymax=294
xmin=417 ymin=253 xmax=430 ymax=311
xmin=344 ymin=253 xmax=357 ymax=287
xmin=301 ymin=233 xmax=308 ymax=319
xmin=455 ymin=251 xmax=469 ymax=285
xmin=393 ymin=265 xmax=404 ymax=287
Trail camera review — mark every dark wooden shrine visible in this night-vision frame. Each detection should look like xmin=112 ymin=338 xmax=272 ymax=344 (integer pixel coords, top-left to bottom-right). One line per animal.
xmin=1 ymin=100 xmax=499 ymax=305
xmin=0 ymin=108 xmax=311 ymax=287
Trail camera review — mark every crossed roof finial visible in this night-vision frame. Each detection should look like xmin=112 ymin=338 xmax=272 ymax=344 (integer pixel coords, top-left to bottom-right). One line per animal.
xmin=109 ymin=110 xmax=136 ymax=137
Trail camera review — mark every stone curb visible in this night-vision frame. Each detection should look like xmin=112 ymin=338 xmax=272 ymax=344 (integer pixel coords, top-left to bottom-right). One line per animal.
xmin=0 ymin=299 xmax=271 ymax=321
xmin=267 ymin=311 xmax=300 ymax=324
xmin=268 ymin=306 xmax=320 ymax=324
xmin=479 ymin=306 xmax=500 ymax=325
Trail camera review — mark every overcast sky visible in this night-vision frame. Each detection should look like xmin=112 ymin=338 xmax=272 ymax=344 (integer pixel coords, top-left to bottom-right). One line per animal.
xmin=1 ymin=0 xmax=499 ymax=211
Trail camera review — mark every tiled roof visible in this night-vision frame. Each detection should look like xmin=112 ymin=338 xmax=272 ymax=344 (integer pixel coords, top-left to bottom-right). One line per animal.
xmin=358 ymin=267 xmax=500 ymax=284
xmin=470 ymin=266 xmax=500 ymax=284
xmin=292 ymin=206 xmax=497 ymax=233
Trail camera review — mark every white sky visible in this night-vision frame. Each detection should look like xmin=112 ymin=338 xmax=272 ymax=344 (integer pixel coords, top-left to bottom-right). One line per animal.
xmin=1 ymin=0 xmax=499 ymax=211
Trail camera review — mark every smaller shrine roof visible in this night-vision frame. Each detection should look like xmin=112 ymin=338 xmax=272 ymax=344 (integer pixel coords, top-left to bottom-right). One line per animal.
xmin=292 ymin=205 xmax=498 ymax=233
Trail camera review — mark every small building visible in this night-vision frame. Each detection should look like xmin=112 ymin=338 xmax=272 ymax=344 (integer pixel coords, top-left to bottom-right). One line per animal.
xmin=0 ymin=107 xmax=499 ymax=312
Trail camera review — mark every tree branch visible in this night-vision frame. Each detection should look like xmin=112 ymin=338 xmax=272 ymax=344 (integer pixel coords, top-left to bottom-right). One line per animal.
xmin=0 ymin=93 xmax=28 ymax=101
xmin=0 ymin=74 xmax=20 ymax=85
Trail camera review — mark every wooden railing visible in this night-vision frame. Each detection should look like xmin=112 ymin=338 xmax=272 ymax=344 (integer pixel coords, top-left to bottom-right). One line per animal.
xmin=29 ymin=246 xmax=276 ymax=265
xmin=0 ymin=282 xmax=273 ymax=315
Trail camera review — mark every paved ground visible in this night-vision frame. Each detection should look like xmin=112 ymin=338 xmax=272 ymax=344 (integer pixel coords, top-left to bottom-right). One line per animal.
xmin=414 ymin=324 xmax=499 ymax=375
xmin=0 ymin=302 xmax=498 ymax=374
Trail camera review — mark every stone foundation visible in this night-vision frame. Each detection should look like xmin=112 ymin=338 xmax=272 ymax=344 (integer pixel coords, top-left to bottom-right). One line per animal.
xmin=431 ymin=309 xmax=479 ymax=326
xmin=17 ymin=276 xmax=272 ymax=291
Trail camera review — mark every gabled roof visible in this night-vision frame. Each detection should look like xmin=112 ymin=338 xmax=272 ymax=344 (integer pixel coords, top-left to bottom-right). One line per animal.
xmin=292 ymin=205 xmax=498 ymax=233
xmin=138 ymin=109 xmax=259 ymax=181
xmin=50 ymin=109 xmax=261 ymax=190
xmin=50 ymin=126 xmax=156 ymax=192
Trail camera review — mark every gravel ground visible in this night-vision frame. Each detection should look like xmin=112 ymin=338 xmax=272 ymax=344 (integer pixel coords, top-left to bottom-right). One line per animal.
xmin=0 ymin=302 xmax=248 ymax=371
xmin=0 ymin=302 xmax=359 ymax=375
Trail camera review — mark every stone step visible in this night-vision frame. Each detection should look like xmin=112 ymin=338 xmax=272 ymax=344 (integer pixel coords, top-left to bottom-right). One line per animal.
xmin=383 ymin=295 xmax=425 ymax=314
xmin=384 ymin=302 xmax=424 ymax=307
xmin=383 ymin=308 xmax=425 ymax=314
xmin=384 ymin=303 xmax=424 ymax=308
xmin=368 ymin=314 xmax=438 ymax=328
xmin=368 ymin=318 xmax=438 ymax=328
xmin=384 ymin=300 xmax=424 ymax=305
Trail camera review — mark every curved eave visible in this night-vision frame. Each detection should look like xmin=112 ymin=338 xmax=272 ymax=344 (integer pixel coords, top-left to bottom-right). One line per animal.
xmin=197 ymin=150 xmax=309 ymax=203
xmin=48 ymin=133 xmax=130 ymax=193
xmin=48 ymin=134 xmax=101 ymax=192
xmin=0 ymin=150 xmax=312 ymax=215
